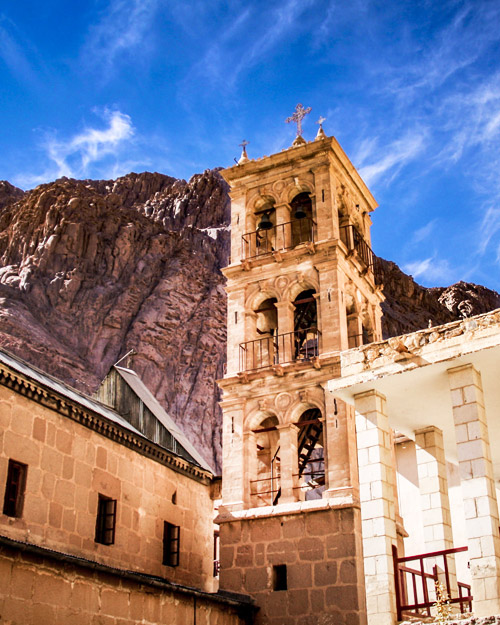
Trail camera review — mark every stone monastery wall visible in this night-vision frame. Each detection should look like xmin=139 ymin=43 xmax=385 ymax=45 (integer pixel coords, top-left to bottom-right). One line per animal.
xmin=0 ymin=381 xmax=215 ymax=591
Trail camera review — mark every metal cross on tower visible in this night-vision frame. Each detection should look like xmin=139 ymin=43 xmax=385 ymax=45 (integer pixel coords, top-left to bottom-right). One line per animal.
xmin=285 ymin=103 xmax=312 ymax=137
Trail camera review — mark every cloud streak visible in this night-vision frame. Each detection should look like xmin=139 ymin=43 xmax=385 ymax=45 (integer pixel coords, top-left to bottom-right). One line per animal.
xmin=17 ymin=110 xmax=136 ymax=187
xmin=82 ymin=0 xmax=159 ymax=75
xmin=357 ymin=130 xmax=426 ymax=186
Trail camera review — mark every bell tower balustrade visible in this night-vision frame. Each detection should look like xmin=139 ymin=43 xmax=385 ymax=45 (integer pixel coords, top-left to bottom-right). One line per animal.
xmin=241 ymin=217 xmax=315 ymax=259
xmin=239 ymin=327 xmax=320 ymax=371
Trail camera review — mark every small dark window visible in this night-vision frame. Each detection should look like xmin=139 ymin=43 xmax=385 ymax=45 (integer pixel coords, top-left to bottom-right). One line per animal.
xmin=171 ymin=490 xmax=177 ymax=505
xmin=95 ymin=494 xmax=117 ymax=545
xmin=3 ymin=460 xmax=27 ymax=518
xmin=273 ymin=564 xmax=287 ymax=591
xmin=163 ymin=521 xmax=180 ymax=567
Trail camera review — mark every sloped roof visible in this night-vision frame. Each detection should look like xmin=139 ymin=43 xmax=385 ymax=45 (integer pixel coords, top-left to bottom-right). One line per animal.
xmin=0 ymin=348 xmax=142 ymax=436
xmin=114 ymin=365 xmax=214 ymax=473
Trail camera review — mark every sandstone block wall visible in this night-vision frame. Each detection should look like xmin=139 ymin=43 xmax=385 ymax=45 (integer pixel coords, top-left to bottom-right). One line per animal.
xmin=219 ymin=506 xmax=366 ymax=625
xmin=0 ymin=541 xmax=249 ymax=625
xmin=0 ymin=384 xmax=215 ymax=591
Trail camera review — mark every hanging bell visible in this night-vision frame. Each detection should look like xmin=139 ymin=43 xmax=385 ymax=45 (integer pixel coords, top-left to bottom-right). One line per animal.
xmin=257 ymin=211 xmax=273 ymax=230
xmin=294 ymin=204 xmax=307 ymax=220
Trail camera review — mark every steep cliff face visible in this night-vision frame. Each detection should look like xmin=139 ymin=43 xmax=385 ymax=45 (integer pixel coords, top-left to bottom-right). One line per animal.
xmin=0 ymin=170 xmax=498 ymax=471
xmin=377 ymin=259 xmax=500 ymax=338
xmin=0 ymin=170 xmax=229 ymax=471
xmin=0 ymin=181 xmax=24 ymax=210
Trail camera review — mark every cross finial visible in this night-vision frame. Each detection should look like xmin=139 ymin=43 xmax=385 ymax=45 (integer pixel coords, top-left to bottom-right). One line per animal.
xmin=316 ymin=116 xmax=326 ymax=127
xmin=285 ymin=103 xmax=312 ymax=137
xmin=238 ymin=139 xmax=250 ymax=164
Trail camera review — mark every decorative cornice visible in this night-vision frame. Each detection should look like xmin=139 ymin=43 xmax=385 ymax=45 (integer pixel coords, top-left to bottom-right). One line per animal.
xmin=0 ymin=364 xmax=212 ymax=485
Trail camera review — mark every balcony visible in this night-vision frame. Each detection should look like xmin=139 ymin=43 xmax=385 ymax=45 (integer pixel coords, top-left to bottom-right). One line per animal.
xmin=339 ymin=224 xmax=383 ymax=285
xmin=239 ymin=328 xmax=320 ymax=372
xmin=241 ymin=218 xmax=315 ymax=260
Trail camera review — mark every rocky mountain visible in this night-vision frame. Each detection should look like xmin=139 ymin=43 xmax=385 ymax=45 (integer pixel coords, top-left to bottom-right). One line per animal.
xmin=0 ymin=170 xmax=230 ymax=471
xmin=0 ymin=171 xmax=498 ymax=471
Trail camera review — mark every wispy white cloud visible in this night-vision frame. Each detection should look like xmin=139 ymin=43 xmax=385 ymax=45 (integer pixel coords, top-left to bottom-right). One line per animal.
xmin=82 ymin=0 xmax=159 ymax=74
xmin=16 ymin=110 xmax=136 ymax=187
xmin=0 ymin=15 xmax=44 ymax=88
xmin=357 ymin=130 xmax=426 ymax=186
xmin=403 ymin=255 xmax=453 ymax=285
xmin=182 ymin=0 xmax=316 ymax=95
xmin=412 ymin=219 xmax=437 ymax=244
xmin=478 ymin=205 xmax=500 ymax=256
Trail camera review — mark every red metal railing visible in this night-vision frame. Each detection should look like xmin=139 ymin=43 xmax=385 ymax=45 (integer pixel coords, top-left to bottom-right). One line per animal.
xmin=241 ymin=217 xmax=315 ymax=259
xmin=239 ymin=328 xmax=320 ymax=371
xmin=392 ymin=545 xmax=473 ymax=620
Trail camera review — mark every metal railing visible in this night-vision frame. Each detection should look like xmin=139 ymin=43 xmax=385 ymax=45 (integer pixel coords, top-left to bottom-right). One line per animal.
xmin=239 ymin=328 xmax=320 ymax=371
xmin=393 ymin=545 xmax=473 ymax=620
xmin=241 ymin=218 xmax=315 ymax=260
xmin=339 ymin=224 xmax=374 ymax=270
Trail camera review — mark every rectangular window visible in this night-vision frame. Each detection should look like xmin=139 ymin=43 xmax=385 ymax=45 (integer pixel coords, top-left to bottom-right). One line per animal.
xmin=163 ymin=521 xmax=180 ymax=567
xmin=3 ymin=460 xmax=27 ymax=518
xmin=273 ymin=564 xmax=287 ymax=591
xmin=95 ymin=494 xmax=117 ymax=545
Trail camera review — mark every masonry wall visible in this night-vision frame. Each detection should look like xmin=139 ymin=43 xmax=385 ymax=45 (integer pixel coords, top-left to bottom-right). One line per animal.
xmin=0 ymin=384 xmax=215 ymax=591
xmin=0 ymin=541 xmax=249 ymax=625
xmin=219 ymin=506 xmax=366 ymax=625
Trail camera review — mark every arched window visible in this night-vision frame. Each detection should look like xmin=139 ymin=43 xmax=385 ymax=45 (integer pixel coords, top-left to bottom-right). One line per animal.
xmin=251 ymin=416 xmax=280 ymax=506
xmin=254 ymin=205 xmax=276 ymax=257
xmin=296 ymin=408 xmax=324 ymax=501
xmin=293 ymin=290 xmax=319 ymax=360
xmin=255 ymin=298 xmax=278 ymax=337
xmin=290 ymin=192 xmax=313 ymax=247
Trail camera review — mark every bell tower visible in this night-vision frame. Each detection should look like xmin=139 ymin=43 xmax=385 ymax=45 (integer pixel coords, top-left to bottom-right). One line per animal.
xmin=217 ymin=116 xmax=383 ymax=625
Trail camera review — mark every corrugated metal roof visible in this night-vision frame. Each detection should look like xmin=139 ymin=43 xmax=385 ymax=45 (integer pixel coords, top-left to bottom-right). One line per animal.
xmin=114 ymin=366 xmax=214 ymax=473
xmin=0 ymin=348 xmax=143 ymax=437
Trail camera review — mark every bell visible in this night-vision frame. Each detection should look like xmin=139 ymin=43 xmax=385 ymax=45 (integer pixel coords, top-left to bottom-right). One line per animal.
xmin=257 ymin=211 xmax=273 ymax=230
xmin=294 ymin=205 xmax=307 ymax=220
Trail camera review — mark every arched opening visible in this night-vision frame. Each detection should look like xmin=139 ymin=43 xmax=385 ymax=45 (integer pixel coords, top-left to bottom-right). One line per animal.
xmin=293 ymin=290 xmax=319 ymax=360
xmin=251 ymin=415 xmax=281 ymax=506
xmin=254 ymin=204 xmax=276 ymax=257
xmin=290 ymin=192 xmax=313 ymax=247
xmin=247 ymin=298 xmax=278 ymax=369
xmin=297 ymin=408 xmax=324 ymax=501
xmin=255 ymin=298 xmax=278 ymax=337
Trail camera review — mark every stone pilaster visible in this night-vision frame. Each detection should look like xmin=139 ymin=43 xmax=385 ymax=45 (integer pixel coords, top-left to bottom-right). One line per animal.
xmin=448 ymin=364 xmax=500 ymax=615
xmin=277 ymin=423 xmax=300 ymax=503
xmin=275 ymin=301 xmax=295 ymax=363
xmin=221 ymin=400 xmax=246 ymax=512
xmin=355 ymin=390 xmax=397 ymax=625
xmin=323 ymin=390 xmax=359 ymax=503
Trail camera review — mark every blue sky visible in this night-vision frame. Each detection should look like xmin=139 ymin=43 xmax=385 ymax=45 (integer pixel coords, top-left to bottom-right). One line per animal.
xmin=1 ymin=0 xmax=500 ymax=291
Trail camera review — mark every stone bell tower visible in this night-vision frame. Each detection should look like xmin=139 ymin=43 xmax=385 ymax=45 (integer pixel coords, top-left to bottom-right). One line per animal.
xmin=217 ymin=112 xmax=383 ymax=625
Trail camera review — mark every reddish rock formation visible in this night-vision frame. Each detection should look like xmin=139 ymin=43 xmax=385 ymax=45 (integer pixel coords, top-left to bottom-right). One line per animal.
xmin=0 ymin=171 xmax=229 ymax=471
xmin=0 ymin=171 xmax=498 ymax=470
xmin=377 ymin=259 xmax=500 ymax=338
